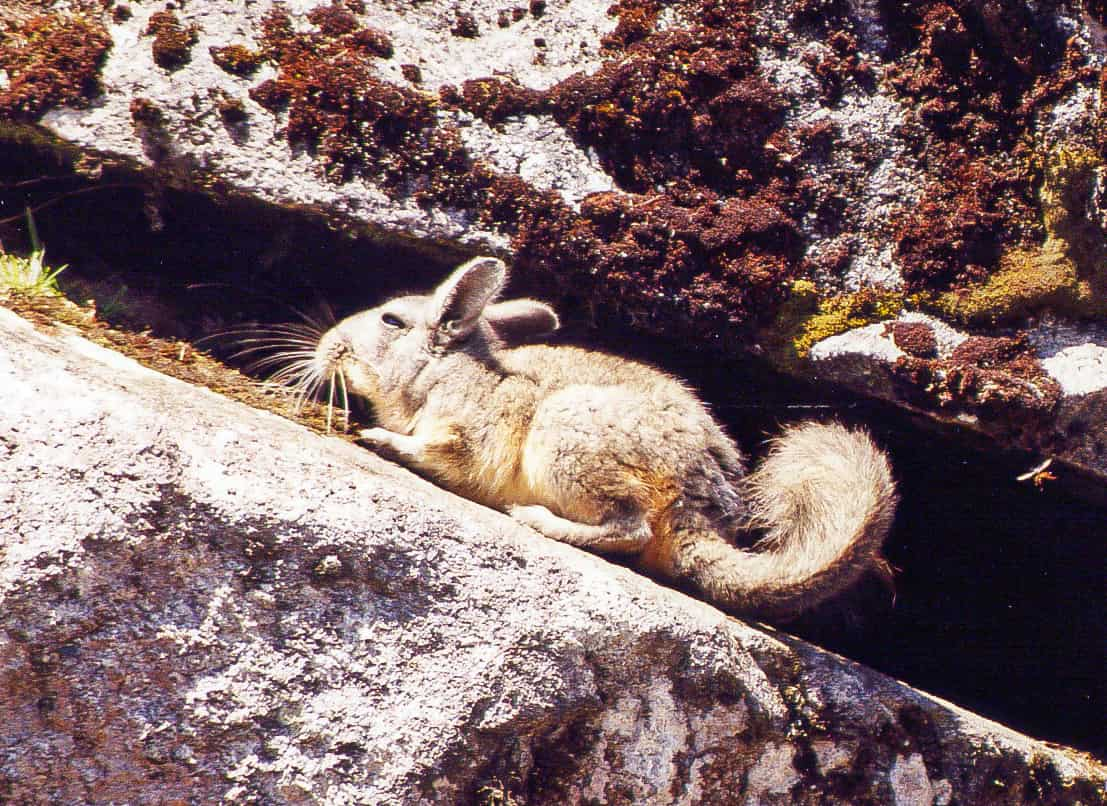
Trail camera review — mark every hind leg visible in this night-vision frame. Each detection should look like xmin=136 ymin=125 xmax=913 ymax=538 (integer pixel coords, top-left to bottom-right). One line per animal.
xmin=508 ymin=504 xmax=652 ymax=554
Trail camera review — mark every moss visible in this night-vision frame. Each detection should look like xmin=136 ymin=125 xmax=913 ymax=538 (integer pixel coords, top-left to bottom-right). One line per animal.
xmin=460 ymin=78 xmax=541 ymax=125
xmin=0 ymin=13 xmax=112 ymax=120
xmin=894 ymin=153 xmax=1036 ymax=292
xmin=209 ymin=44 xmax=263 ymax=77
xmin=306 ymin=4 xmax=359 ymax=37
xmin=345 ymin=27 xmax=394 ymax=58
xmin=767 ymin=280 xmax=906 ymax=367
xmin=451 ymin=11 xmax=480 ymax=38
xmin=130 ymin=97 xmax=163 ymax=126
xmin=251 ymin=8 xmax=437 ymax=184
xmin=879 ymin=0 xmax=1096 ymax=296
xmin=932 ymin=145 xmax=1107 ymax=324
xmin=894 ymin=334 xmax=1062 ymax=422
xmin=886 ymin=321 xmax=937 ymax=358
xmin=146 ymin=10 xmax=197 ymax=70
xmin=215 ymin=95 xmax=248 ymax=124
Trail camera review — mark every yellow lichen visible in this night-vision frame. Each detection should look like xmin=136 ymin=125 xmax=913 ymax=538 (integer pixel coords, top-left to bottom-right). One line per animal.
xmin=766 ymin=279 xmax=905 ymax=367
xmin=932 ymin=242 xmax=1087 ymax=324
xmin=934 ymin=144 xmax=1107 ymax=324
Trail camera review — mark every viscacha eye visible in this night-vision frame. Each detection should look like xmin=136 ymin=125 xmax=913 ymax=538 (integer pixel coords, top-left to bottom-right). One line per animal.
xmin=381 ymin=312 xmax=405 ymax=329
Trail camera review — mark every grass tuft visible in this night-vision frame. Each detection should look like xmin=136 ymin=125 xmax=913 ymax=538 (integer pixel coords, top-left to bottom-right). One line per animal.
xmin=0 ymin=209 xmax=67 ymax=297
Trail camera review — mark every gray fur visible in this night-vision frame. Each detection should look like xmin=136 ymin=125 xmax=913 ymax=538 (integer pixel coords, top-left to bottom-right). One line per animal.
xmin=308 ymin=257 xmax=898 ymax=621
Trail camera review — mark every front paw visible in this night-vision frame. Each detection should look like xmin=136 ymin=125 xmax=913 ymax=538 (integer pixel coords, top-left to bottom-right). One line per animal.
xmin=508 ymin=504 xmax=555 ymax=534
xmin=358 ymin=427 xmax=400 ymax=454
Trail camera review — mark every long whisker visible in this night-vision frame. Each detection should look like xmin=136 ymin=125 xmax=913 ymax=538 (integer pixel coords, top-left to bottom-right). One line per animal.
xmin=198 ymin=317 xmax=352 ymax=429
xmin=336 ymin=367 xmax=350 ymax=433
xmin=326 ymin=371 xmax=336 ymax=433
xmin=241 ymin=351 xmax=320 ymax=372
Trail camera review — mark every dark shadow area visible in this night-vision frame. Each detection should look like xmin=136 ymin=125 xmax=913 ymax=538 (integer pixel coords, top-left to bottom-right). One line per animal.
xmin=585 ymin=321 xmax=1105 ymax=759
xmin=0 ymin=142 xmax=461 ymax=342
xmin=1 ymin=141 xmax=1103 ymax=758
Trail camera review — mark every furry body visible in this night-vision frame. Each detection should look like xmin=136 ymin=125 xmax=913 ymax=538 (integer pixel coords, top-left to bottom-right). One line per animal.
xmin=313 ymin=258 xmax=898 ymax=621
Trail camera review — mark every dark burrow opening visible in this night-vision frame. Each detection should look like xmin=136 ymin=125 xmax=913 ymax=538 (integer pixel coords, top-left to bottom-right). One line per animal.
xmin=2 ymin=145 xmax=1103 ymax=758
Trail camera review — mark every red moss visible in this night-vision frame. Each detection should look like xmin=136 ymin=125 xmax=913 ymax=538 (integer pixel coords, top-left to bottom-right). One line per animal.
xmin=881 ymin=0 xmax=1095 ymax=159
xmin=346 ymin=27 xmax=393 ymax=58
xmin=800 ymin=30 xmax=874 ymax=104
xmin=248 ymin=79 xmax=290 ymax=111
xmin=146 ymin=10 xmax=197 ymax=70
xmin=401 ymin=64 xmax=422 ymax=84
xmin=249 ymin=0 xmax=811 ymax=335
xmin=950 ymin=334 xmax=1029 ymax=366
xmin=430 ymin=0 xmax=803 ymax=334
xmin=209 ymin=44 xmax=263 ymax=77
xmin=537 ymin=5 xmax=780 ymax=195
xmin=215 ymin=95 xmax=248 ymax=124
xmin=600 ymin=0 xmax=661 ymax=51
xmin=893 ymin=334 xmax=1060 ymax=427
xmin=894 ymin=153 xmax=1037 ymax=291
xmin=460 ymin=78 xmax=541 ymax=125
xmin=885 ymin=321 xmax=937 ymax=358
xmin=0 ymin=13 xmax=112 ymax=120
xmin=451 ymin=12 xmax=480 ymax=38
xmin=252 ymin=8 xmax=435 ymax=183
xmin=129 ymin=97 xmax=163 ymax=126
xmin=306 ymin=4 xmax=358 ymax=37
xmin=815 ymin=0 xmax=1098 ymax=299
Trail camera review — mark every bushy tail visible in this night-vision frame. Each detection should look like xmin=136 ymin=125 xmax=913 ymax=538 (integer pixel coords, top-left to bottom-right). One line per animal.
xmin=673 ymin=422 xmax=897 ymax=621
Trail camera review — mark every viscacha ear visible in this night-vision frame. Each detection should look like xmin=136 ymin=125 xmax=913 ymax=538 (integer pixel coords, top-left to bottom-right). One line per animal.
xmin=485 ymin=299 xmax=560 ymax=344
xmin=428 ymin=257 xmax=507 ymax=343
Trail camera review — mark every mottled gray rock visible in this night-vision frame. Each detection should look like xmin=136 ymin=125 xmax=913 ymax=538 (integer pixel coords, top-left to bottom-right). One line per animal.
xmin=34 ymin=0 xmax=618 ymax=251
xmin=5 ymin=0 xmax=1107 ymax=490
xmin=2 ymin=305 xmax=1105 ymax=803
xmin=810 ymin=314 xmax=1107 ymax=479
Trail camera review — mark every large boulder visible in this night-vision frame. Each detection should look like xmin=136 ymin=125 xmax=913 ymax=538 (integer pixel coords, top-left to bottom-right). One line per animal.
xmin=1 ymin=301 xmax=1105 ymax=802
xmin=2 ymin=0 xmax=1107 ymax=482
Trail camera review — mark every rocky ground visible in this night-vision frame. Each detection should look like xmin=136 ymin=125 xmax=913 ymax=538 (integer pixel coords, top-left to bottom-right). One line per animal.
xmin=2 ymin=0 xmax=1106 ymax=801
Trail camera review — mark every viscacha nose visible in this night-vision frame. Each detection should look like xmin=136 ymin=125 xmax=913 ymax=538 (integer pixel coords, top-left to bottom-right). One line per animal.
xmin=314 ymin=327 xmax=351 ymax=374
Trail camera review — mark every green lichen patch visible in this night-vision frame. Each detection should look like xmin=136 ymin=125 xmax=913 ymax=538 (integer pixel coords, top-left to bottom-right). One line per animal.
xmin=932 ymin=243 xmax=1084 ymax=324
xmin=0 ymin=13 xmax=112 ymax=120
xmin=1040 ymin=145 xmax=1107 ymax=280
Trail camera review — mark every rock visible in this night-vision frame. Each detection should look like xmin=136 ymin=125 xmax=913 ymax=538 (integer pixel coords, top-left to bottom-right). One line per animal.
xmin=2 ymin=307 xmax=1105 ymax=802
xmin=809 ymin=313 xmax=1107 ymax=478
xmin=2 ymin=0 xmax=1107 ymax=483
